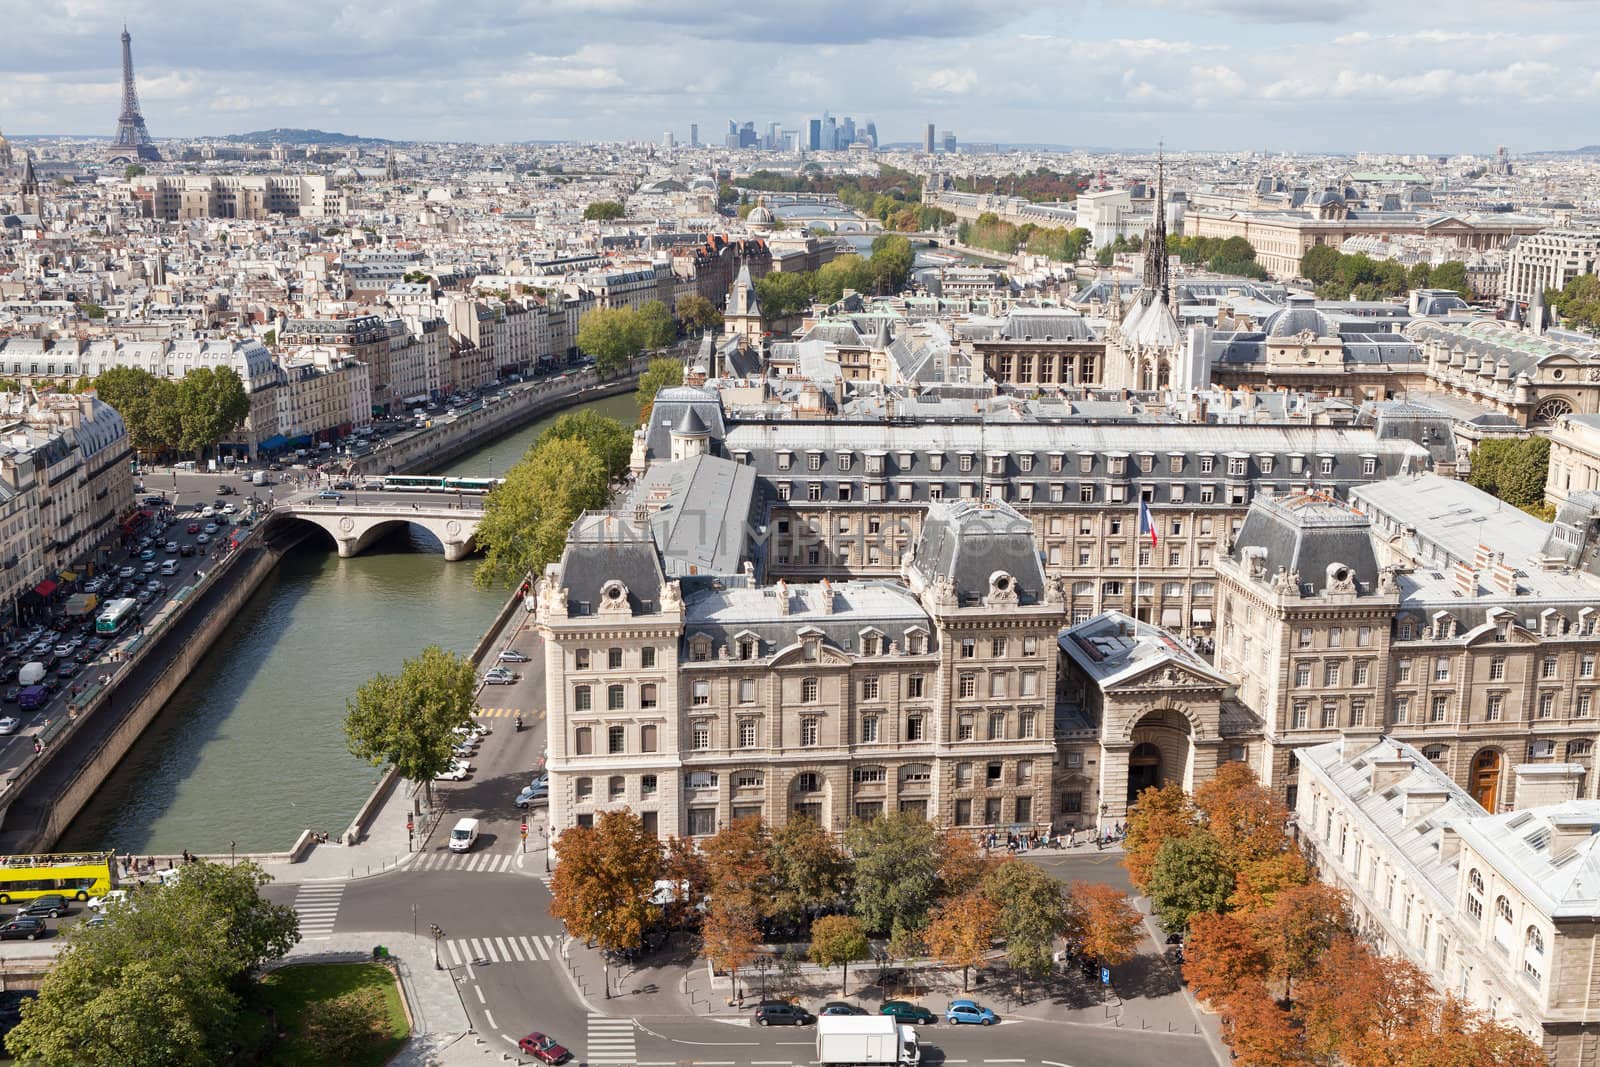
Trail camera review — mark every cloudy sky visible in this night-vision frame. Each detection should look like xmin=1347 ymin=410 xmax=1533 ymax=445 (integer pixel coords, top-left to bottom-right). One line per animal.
xmin=2 ymin=0 xmax=1597 ymax=153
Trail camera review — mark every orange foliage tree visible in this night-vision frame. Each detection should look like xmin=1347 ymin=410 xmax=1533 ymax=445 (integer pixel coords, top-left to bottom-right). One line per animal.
xmin=925 ymin=889 xmax=998 ymax=992
xmin=1182 ymin=911 xmax=1267 ymax=1008
xmin=548 ymin=810 xmax=662 ymax=999
xmin=1228 ymin=848 xmax=1311 ymax=915
xmin=1251 ymin=882 xmax=1349 ymax=998
xmin=1066 ymin=881 xmax=1144 ymax=968
xmin=1194 ymin=761 xmax=1296 ymax=874
xmin=702 ymin=815 xmax=772 ymax=914
xmin=1122 ymin=782 xmax=1197 ymax=893
xmin=1220 ymin=979 xmax=1306 ymax=1067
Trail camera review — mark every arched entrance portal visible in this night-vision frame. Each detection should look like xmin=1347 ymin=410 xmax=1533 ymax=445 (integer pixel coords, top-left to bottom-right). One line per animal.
xmin=1127 ymin=743 xmax=1162 ymax=803
xmin=1472 ymin=750 xmax=1502 ymax=812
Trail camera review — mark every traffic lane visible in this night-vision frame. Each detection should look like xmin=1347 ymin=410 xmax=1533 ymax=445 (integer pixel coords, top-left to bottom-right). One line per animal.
xmin=467 ymin=927 xmax=591 ymax=1061
xmin=1026 ymin=850 xmax=1137 ymax=895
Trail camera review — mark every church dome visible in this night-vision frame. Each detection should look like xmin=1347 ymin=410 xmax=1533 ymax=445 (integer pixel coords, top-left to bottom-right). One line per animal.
xmin=1264 ymin=295 xmax=1335 ymax=339
xmin=746 ymin=198 xmax=774 ymax=227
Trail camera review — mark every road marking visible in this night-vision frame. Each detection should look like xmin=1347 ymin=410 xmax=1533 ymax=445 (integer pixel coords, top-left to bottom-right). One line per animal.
xmin=474 ymin=985 xmax=485 ymax=1004
xmin=526 ymin=935 xmax=547 ymax=960
xmin=446 ymin=939 xmax=463 ymax=967
xmin=493 ymin=936 xmax=512 ymax=960
xmin=467 ymin=937 xmax=484 ymax=959
xmin=464 ymin=961 xmax=476 ymax=981
xmin=587 ymin=1015 xmax=637 ymax=1065
xmin=291 ymin=881 xmax=345 ymax=937
xmin=483 ymin=1009 xmax=497 ymax=1030
xmin=1041 ymin=1061 xmax=1078 ymax=1066
xmin=483 ymin=938 xmax=501 ymax=963
xmin=506 ymin=937 xmax=526 ymax=962
xmin=752 ymin=1060 xmax=793 ymax=1064
xmin=984 ymin=1060 xmax=1026 ymax=1063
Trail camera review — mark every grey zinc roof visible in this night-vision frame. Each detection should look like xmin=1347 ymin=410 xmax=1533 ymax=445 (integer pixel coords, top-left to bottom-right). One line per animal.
xmin=1231 ymin=491 xmax=1381 ymax=594
xmin=1058 ymin=611 xmax=1231 ymax=688
xmin=553 ymin=513 xmax=666 ymax=616
xmin=1452 ymin=800 xmax=1600 ymax=918
xmin=908 ymin=498 xmax=1048 ymax=605
xmin=627 ymin=454 xmax=756 ymax=578
xmin=682 ymin=578 xmax=933 ymax=657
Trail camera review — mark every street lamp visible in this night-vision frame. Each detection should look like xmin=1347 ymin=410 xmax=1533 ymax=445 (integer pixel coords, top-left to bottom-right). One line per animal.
xmin=538 ymin=824 xmax=550 ymax=873
xmin=429 ymin=923 xmax=444 ymax=970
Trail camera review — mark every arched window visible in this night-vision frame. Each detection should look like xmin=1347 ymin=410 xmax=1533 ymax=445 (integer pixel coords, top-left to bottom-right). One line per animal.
xmin=1493 ymin=896 xmax=1515 ymax=952
xmin=1466 ymin=869 xmax=1484 ymax=922
xmin=575 ymin=777 xmax=593 ymax=800
xmin=794 ymin=772 xmax=821 ymax=793
xmin=608 ymin=776 xmax=625 ymax=800
xmin=1524 ymin=926 xmax=1545 ymax=985
xmin=574 ymin=685 xmax=592 ymax=711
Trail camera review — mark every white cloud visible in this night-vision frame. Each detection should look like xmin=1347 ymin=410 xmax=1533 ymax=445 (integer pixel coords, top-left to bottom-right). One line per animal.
xmin=915 ymin=68 xmax=979 ymax=95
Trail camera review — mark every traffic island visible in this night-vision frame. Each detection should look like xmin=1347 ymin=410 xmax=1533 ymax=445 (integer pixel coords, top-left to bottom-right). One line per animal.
xmin=254 ymin=961 xmax=409 ymax=1067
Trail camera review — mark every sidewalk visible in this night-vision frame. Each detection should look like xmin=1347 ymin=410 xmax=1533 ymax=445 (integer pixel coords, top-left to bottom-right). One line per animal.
xmin=256 ymin=774 xmax=428 ymax=885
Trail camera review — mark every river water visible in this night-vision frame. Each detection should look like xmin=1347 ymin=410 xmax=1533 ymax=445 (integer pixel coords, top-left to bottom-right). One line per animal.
xmin=58 ymin=391 xmax=638 ymax=854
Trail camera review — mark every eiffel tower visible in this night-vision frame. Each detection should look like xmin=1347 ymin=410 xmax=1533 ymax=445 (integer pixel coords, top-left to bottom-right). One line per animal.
xmin=107 ymin=25 xmax=160 ymax=163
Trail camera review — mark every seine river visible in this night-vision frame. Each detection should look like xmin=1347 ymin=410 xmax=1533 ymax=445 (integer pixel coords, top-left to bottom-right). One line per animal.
xmin=58 ymin=392 xmax=637 ymax=854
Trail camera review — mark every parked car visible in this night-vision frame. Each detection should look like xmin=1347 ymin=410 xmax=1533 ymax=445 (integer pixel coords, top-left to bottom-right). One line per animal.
xmin=18 ymin=895 xmax=69 ymax=919
xmin=85 ymin=890 xmax=128 ymax=913
xmin=754 ymin=1002 xmax=814 ymax=1026
xmin=516 ymin=1033 xmax=571 ymax=1064
xmin=515 ymin=782 xmax=549 ymax=809
xmin=202 ymin=523 xmax=219 ymax=535
xmin=117 ymin=566 xmax=135 ymax=579
xmin=879 ymin=1001 xmax=936 ymax=1025
xmin=497 ymin=649 xmax=531 ymax=663
xmin=141 ymin=561 xmax=158 ymax=574
xmin=196 ymin=534 xmax=210 ymax=545
xmin=0 ymin=918 xmax=44 ymax=941
xmin=945 ymin=999 xmax=997 ymax=1026
xmin=481 ymin=668 xmax=516 ymax=685
xmin=819 ymin=1001 xmax=867 ymax=1016
xmin=180 ymin=544 xmax=196 ymax=557
xmin=434 ymin=764 xmax=469 ymax=782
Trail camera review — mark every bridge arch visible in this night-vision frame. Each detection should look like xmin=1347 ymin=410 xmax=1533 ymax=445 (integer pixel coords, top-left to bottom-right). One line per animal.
xmin=272 ymin=505 xmax=481 ymax=561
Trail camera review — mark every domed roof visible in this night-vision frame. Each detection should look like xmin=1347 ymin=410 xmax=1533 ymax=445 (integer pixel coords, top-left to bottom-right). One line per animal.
xmin=1264 ymin=295 xmax=1336 ymax=339
xmin=1308 ymin=188 xmax=1344 ymax=208
xmin=747 ymin=197 xmax=774 ymax=225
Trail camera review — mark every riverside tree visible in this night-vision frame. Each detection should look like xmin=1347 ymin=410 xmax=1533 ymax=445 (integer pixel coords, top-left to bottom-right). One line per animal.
xmin=548 ymin=810 xmax=662 ymax=999
xmin=637 ymin=299 xmax=677 ymax=352
xmin=473 ymin=436 xmax=610 ymax=589
xmin=174 ymin=366 xmax=251 ymax=460
xmin=536 ymin=409 xmax=632 ymax=481
xmin=93 ymin=367 xmax=182 ymax=457
xmin=674 ymin=293 xmax=722 ymax=335
xmin=635 ymin=356 xmax=684 ymax=424
xmin=6 ymin=861 xmax=298 ymax=1067
xmin=343 ymin=644 xmax=478 ymax=805
xmin=576 ymin=306 xmax=646 ymax=378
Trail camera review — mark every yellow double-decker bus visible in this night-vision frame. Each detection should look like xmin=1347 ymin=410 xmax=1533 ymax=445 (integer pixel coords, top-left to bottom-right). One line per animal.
xmin=0 ymin=851 xmax=114 ymax=904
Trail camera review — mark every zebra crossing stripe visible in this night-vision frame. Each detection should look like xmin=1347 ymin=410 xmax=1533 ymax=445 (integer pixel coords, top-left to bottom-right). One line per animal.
xmin=530 ymin=935 xmax=548 ymax=960
xmin=507 ymin=937 xmax=526 ymax=962
xmin=446 ymin=938 xmax=463 ymax=967
xmin=494 ymin=936 xmax=512 ymax=961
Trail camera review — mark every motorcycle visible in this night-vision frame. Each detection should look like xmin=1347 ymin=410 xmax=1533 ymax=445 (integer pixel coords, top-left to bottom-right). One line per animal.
xmin=514 ymin=715 xmax=523 ymax=732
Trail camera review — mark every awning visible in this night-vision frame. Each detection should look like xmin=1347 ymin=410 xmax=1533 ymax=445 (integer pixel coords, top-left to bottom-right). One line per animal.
xmin=58 ymin=570 xmax=77 ymax=582
xmin=1192 ymin=608 xmax=1214 ymax=625
xmin=259 ymin=434 xmax=287 ymax=451
xmin=1161 ymin=607 xmax=1182 ymax=628
xmin=33 ymin=580 xmax=57 ymax=597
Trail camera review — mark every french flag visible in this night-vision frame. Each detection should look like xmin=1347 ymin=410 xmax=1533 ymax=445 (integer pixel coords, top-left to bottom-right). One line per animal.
xmin=1138 ymin=500 xmax=1159 ymax=547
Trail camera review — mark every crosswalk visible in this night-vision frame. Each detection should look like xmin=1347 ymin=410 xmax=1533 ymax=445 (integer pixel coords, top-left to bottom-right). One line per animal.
xmin=474 ymin=706 xmax=542 ymax=719
xmin=293 ymin=882 xmax=345 ymax=939
xmin=587 ymin=1014 xmax=637 ymax=1065
xmin=410 ymin=851 xmax=520 ymax=874
xmin=443 ymin=932 xmax=560 ymax=967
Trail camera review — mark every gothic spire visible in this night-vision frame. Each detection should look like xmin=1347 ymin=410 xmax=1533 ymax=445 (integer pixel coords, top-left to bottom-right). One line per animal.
xmin=1141 ymin=143 xmax=1169 ymax=303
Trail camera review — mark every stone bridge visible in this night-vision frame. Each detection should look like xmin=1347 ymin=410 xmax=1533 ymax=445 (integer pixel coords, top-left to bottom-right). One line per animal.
xmin=274 ymin=499 xmax=484 ymax=560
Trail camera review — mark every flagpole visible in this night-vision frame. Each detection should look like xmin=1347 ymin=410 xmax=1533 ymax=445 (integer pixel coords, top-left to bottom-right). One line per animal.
xmin=1135 ymin=502 xmax=1142 ymax=625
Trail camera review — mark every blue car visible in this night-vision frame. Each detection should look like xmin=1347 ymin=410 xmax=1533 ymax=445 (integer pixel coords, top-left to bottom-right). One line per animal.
xmin=945 ymin=999 xmax=997 ymax=1026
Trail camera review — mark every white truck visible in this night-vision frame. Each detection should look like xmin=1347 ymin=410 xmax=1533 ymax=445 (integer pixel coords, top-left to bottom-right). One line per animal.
xmin=816 ymin=1015 xmax=920 ymax=1066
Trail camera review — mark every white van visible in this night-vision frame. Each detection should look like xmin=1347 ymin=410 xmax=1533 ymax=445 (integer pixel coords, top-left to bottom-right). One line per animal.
xmin=447 ymin=817 xmax=479 ymax=853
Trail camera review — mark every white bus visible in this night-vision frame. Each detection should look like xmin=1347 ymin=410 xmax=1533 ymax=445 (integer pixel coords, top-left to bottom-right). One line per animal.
xmin=95 ymin=597 xmax=140 ymax=636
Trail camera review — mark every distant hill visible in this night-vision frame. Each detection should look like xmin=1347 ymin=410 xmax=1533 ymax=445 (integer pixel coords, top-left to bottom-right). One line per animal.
xmin=222 ymin=128 xmax=397 ymax=146
xmin=1526 ymin=145 xmax=1600 ymax=158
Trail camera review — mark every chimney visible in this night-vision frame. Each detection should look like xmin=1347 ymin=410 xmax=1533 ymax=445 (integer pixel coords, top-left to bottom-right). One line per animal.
xmin=1438 ymin=825 xmax=1462 ymax=864
xmin=1547 ymin=813 xmax=1599 ymax=860
xmin=1512 ymin=762 xmax=1585 ymax=809
xmin=819 ymin=577 xmax=836 ymax=615
xmin=1473 ymin=542 xmax=1495 ymax=571
xmin=1452 ymin=561 xmax=1478 ymax=598
xmin=1403 ymin=788 xmax=1449 ymax=821
xmin=1370 ymin=758 xmax=1414 ymax=795
xmin=1491 ymin=560 xmax=1519 ymax=596
xmin=775 ymin=579 xmax=790 ymax=615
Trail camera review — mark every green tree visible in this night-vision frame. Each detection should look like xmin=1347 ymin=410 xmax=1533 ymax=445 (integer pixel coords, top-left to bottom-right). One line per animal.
xmin=635 ymin=356 xmax=684 ymax=425
xmin=982 ymin=860 xmax=1068 ymax=980
xmin=1550 ymin=274 xmax=1600 ymax=334
xmin=767 ymin=817 xmax=850 ymax=928
xmin=813 ymin=255 xmax=875 ymax=303
xmin=754 ymin=270 xmax=812 ymax=322
xmin=1146 ymin=830 xmax=1235 ymax=933
xmin=869 ymin=234 xmax=914 ymax=292
xmin=637 ymin=299 xmax=677 ymax=351
xmin=344 ymin=645 xmax=477 ymax=805
xmin=808 ymin=914 xmax=870 ymax=995
xmin=674 ymin=293 xmax=723 ymax=335
xmin=473 ymin=436 xmax=610 ymax=589
xmin=549 ymin=810 xmax=662 ymax=998
xmin=123 ymin=163 xmax=147 ymax=180
xmin=1467 ymin=436 xmax=1551 ymax=511
xmin=583 ymin=200 xmax=625 ymax=221
xmin=847 ymin=811 xmax=940 ymax=937
xmin=537 ymin=409 xmax=632 ymax=481
xmin=576 ymin=306 xmax=645 ymax=379
xmin=1430 ymin=260 xmax=1472 ymax=299
xmin=78 ymin=302 xmax=107 ymax=319
xmin=1406 ymin=261 xmax=1433 ymax=291
xmin=173 ymin=366 xmax=251 ymax=460
xmin=6 ymin=861 xmax=297 ymax=1067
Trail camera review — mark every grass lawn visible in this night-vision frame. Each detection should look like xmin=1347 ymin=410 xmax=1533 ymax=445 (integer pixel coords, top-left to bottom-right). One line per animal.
xmin=257 ymin=962 xmax=409 ymax=1067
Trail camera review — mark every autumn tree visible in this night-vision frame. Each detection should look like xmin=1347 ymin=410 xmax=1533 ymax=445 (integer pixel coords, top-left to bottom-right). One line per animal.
xmin=548 ymin=810 xmax=662 ymax=999
xmin=767 ymin=818 xmax=849 ymax=929
xmin=1146 ymin=830 xmax=1234 ymax=933
xmin=1392 ymin=996 xmax=1547 ymax=1067
xmin=1294 ymin=936 xmax=1431 ymax=1064
xmin=935 ymin=830 xmax=993 ymax=898
xmin=808 ymin=915 xmax=870 ymax=996
xmin=982 ymin=860 xmax=1068 ymax=979
xmin=702 ymin=900 xmax=761 ymax=1004
xmin=1251 ymin=882 xmax=1349 ymax=998
xmin=1123 ymin=782 xmax=1197 ymax=893
xmin=1193 ymin=762 xmax=1293 ymax=875
xmin=661 ymin=836 xmax=708 ymax=931
xmin=1182 ymin=911 xmax=1267 ymax=1008
xmin=1220 ymin=979 xmax=1306 ymax=1067
xmin=925 ymin=890 xmax=998 ymax=991
xmin=1065 ymin=882 xmax=1143 ymax=969
xmin=635 ymin=356 xmax=683 ymax=424
xmin=1228 ymin=848 xmax=1310 ymax=915
xmin=674 ymin=293 xmax=722 ymax=335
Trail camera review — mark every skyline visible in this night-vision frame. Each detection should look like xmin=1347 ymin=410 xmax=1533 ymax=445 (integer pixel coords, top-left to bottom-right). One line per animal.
xmin=0 ymin=1 xmax=1597 ymax=153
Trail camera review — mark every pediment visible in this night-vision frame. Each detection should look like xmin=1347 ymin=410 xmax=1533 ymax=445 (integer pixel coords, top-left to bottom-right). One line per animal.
xmin=1109 ymin=658 xmax=1226 ymax=693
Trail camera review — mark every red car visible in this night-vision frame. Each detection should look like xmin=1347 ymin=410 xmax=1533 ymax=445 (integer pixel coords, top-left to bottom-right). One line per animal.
xmin=517 ymin=1032 xmax=571 ymax=1064
xmin=186 ymin=523 xmax=201 ymax=535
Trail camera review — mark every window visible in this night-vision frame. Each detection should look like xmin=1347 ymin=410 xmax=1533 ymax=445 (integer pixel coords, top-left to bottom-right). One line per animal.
xmin=608 ymin=684 xmax=625 ymax=711
xmin=641 ymin=773 xmax=657 ymax=795
xmin=861 ymin=676 xmax=880 ymax=701
xmin=1061 ymin=791 xmax=1083 ymax=814
xmin=737 ymin=719 xmax=757 ymax=748
xmin=800 ymin=717 xmax=818 ymax=746
xmin=641 ymin=683 xmax=658 ymax=709
xmin=961 ymin=638 xmax=976 ymax=659
xmin=956 ymin=762 xmax=973 ymax=785
xmin=1539 ymin=691 xmax=1555 ymax=719
xmin=1435 ymin=657 xmax=1451 ymax=682
xmin=1329 ymin=626 xmax=1343 ymax=649
xmin=1524 ymin=927 xmax=1545 ymax=985
xmin=1393 ymin=696 xmax=1409 ymax=724
xmin=955 ymin=799 xmax=973 ymax=825
xmin=1296 ymin=664 xmax=1312 ymax=687
xmin=1357 ymin=626 xmax=1372 ymax=647
xmin=1431 ymin=695 xmax=1449 ymax=722
xmin=574 ymin=685 xmax=592 ymax=711
xmin=1584 ymin=654 xmax=1597 ymax=680
xmin=989 ymin=673 xmax=1007 ymax=699
xmin=609 ymin=776 xmax=625 ymax=801
xmin=907 ymin=675 xmax=925 ymax=698
xmin=988 ymin=712 xmax=1005 ymax=740
xmin=795 ymin=772 xmax=821 ymax=793
xmin=991 ymin=637 xmax=1008 ymax=657
xmin=1015 ymin=796 xmax=1033 ymax=823
xmin=1324 ymin=663 xmax=1341 ymax=687
xmin=802 ymin=677 xmax=819 ymax=703
xmin=608 ymin=726 xmax=625 ymax=754
xmin=576 ymin=777 xmax=593 ymax=801
xmin=1020 ymin=671 xmax=1038 ymax=698
xmin=1543 ymin=656 xmax=1559 ymax=680
xmin=861 ymin=715 xmax=879 ymax=743
xmin=1292 ymin=702 xmax=1308 ymax=729
xmin=1489 ymin=656 xmax=1506 ymax=681
xmin=688 ymin=808 xmax=716 ymax=836
xmin=1486 ymin=694 xmax=1503 ymax=721
xmin=1567 ymin=739 xmax=1592 ymax=758
xmin=608 ymin=648 xmax=623 ymax=670
xmin=738 ymin=638 xmax=757 ymax=660
xmin=853 ymin=766 xmax=885 ymax=784
xmin=1299 ymin=628 xmax=1314 ymax=649
xmin=957 ymin=714 xmax=974 ymax=741
xmin=692 ymin=681 xmax=710 ymax=707
xmin=986 ymin=762 xmax=1003 ymax=784
xmin=1354 ymin=662 xmax=1370 ymax=686
xmin=1466 ymin=869 xmax=1484 ymax=922
xmin=641 ymin=724 xmax=658 ymax=752
xmin=641 ymin=646 xmax=656 ymax=668
xmin=737 ymin=679 xmax=756 ymax=704
xmin=1019 ymin=710 xmax=1036 ymax=737
xmin=807 ymin=452 xmax=822 ymax=471
xmin=959 ymin=673 xmax=976 ymax=699
xmin=691 ymin=721 xmax=710 ymax=749
xmin=734 ymin=772 xmax=763 ymax=790
xmin=1580 ymin=692 xmax=1593 ymax=718
xmin=1397 ymin=658 xmax=1412 ymax=682
xmin=906 ymin=715 xmax=924 ymax=741
xmin=1321 ymin=703 xmax=1337 ymax=729
xmin=574 ymin=726 xmax=593 ymax=755
xmin=575 ymin=649 xmax=590 ymax=671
